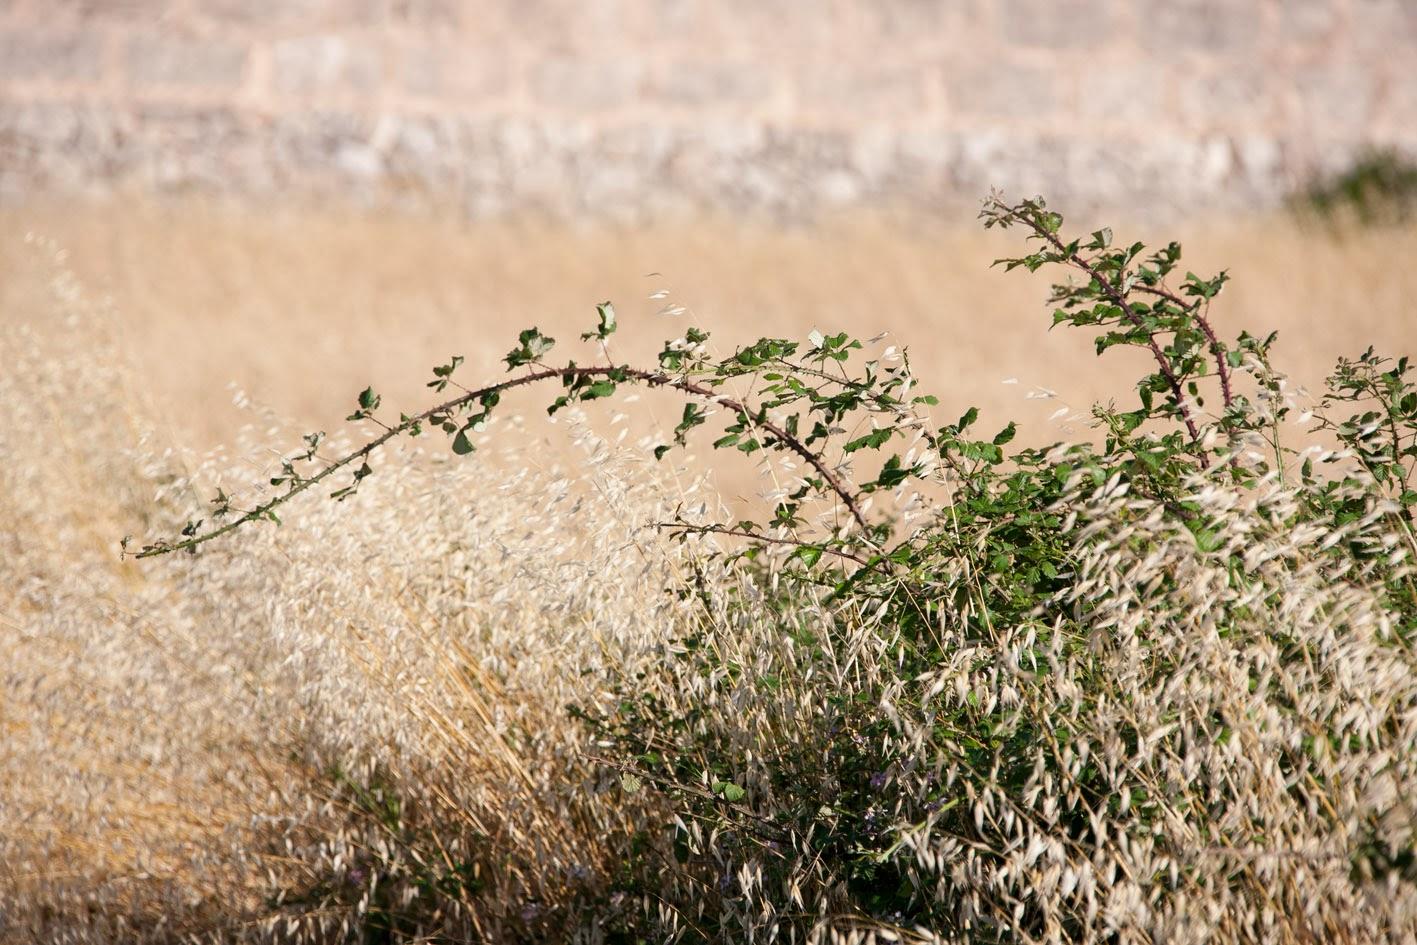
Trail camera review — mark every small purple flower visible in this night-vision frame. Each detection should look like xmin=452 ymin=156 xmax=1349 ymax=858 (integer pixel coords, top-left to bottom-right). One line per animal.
xmin=869 ymin=771 xmax=888 ymax=790
xmin=519 ymin=902 xmax=542 ymax=924
xmin=347 ymin=867 xmax=367 ymax=886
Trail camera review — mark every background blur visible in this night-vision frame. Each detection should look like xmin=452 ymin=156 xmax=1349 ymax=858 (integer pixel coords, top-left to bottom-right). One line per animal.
xmin=3 ymin=0 xmax=1416 ymax=214
xmin=3 ymin=4 xmax=1417 ymax=936
xmin=2 ymin=0 xmax=1416 ymax=466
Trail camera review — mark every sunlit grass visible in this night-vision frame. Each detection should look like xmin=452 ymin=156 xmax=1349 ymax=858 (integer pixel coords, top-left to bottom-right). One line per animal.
xmin=2 ymin=199 xmax=1415 ymax=942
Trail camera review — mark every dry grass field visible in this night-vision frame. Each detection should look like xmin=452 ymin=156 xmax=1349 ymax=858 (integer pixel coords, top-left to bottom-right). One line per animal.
xmin=3 ymin=196 xmax=1416 ymax=942
xmin=5 ymin=198 xmax=1417 ymax=456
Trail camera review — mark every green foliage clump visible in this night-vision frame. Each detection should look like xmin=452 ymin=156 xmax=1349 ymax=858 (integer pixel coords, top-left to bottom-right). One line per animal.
xmin=135 ymin=195 xmax=1417 ymax=944
xmin=1298 ymin=149 xmax=1417 ymax=226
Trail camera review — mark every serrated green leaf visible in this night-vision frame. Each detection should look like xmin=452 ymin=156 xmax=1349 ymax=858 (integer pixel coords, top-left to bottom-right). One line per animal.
xmin=581 ymin=380 xmax=616 ymax=400
xmin=795 ymin=545 xmax=823 ymax=567
xmin=844 ymin=428 xmax=892 ymax=453
xmin=711 ymin=780 xmax=746 ymax=803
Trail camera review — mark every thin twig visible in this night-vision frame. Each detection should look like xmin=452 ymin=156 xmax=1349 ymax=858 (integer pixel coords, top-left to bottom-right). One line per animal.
xmin=1010 ymin=204 xmax=1209 ymax=465
xmin=135 ymin=363 xmax=871 ymax=558
xmin=1133 ymin=283 xmax=1234 ymax=409
xmin=654 ymin=521 xmax=884 ymax=571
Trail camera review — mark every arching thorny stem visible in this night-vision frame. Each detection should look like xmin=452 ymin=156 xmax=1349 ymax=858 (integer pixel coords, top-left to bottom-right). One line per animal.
xmin=1008 ymin=205 xmax=1206 ymax=458
xmin=133 ymin=362 xmax=872 ymax=559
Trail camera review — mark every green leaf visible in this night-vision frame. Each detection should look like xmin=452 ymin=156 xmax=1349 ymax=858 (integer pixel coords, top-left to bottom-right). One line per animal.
xmin=583 ymin=301 xmax=618 ymax=341
xmin=873 ymin=454 xmax=911 ymax=489
xmin=795 ymin=545 xmax=823 ymax=567
xmin=1194 ymin=528 xmax=1224 ymax=553
xmin=844 ymin=428 xmax=892 ymax=453
xmin=620 ymin=773 xmax=642 ymax=794
xmin=452 ymin=429 xmax=475 ymax=455
xmin=506 ymin=327 xmax=557 ymax=368
xmin=711 ymin=780 xmax=746 ymax=803
xmin=581 ymin=380 xmax=617 ymax=400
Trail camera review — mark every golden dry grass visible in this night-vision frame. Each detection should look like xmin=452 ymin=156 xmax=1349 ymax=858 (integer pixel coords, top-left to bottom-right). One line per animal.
xmin=4 ymin=197 xmax=1415 ymax=459
xmin=2 ymin=196 xmax=1416 ymax=942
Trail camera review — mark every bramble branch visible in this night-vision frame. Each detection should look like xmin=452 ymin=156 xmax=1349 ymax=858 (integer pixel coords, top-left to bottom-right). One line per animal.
xmin=1010 ymin=204 xmax=1203 ymax=447
xmin=1132 ymin=283 xmax=1234 ymax=409
xmin=133 ymin=362 xmax=871 ymax=559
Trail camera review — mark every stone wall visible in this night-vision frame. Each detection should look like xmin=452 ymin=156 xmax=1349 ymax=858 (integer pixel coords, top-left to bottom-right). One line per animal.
xmin=1 ymin=0 xmax=1414 ymax=218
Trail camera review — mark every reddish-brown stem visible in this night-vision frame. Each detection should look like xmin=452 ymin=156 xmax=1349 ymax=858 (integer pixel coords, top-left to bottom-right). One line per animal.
xmin=1014 ymin=208 xmax=1208 ymax=466
xmin=655 ymin=521 xmax=884 ymax=571
xmin=136 ymin=362 xmax=870 ymax=558
xmin=1132 ymin=283 xmax=1234 ymax=410
xmin=631 ymin=368 xmax=871 ymax=534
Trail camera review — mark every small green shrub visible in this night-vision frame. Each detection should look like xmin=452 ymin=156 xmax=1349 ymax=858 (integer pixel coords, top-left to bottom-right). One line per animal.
xmin=1298 ymin=149 xmax=1417 ymax=226
xmin=135 ymin=194 xmax=1417 ymax=944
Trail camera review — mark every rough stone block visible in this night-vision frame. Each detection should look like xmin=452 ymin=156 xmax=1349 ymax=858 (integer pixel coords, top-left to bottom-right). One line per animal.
xmin=650 ymin=59 xmax=777 ymax=107
xmin=633 ymin=0 xmax=857 ymax=54
xmin=1234 ymin=134 xmax=1283 ymax=180
xmin=401 ymin=42 xmax=509 ymax=102
xmin=1294 ymin=64 xmax=1375 ymax=135
xmin=202 ymin=0 xmax=327 ymax=26
xmin=0 ymin=102 xmax=123 ymax=191
xmin=272 ymin=35 xmax=384 ymax=97
xmin=1174 ymin=66 xmax=1274 ymax=128
xmin=859 ymin=0 xmax=979 ymax=44
xmin=531 ymin=57 xmax=643 ymax=111
xmin=1274 ymin=0 xmax=1338 ymax=40
xmin=1136 ymin=0 xmax=1262 ymax=53
xmin=1348 ymin=0 xmax=1417 ymax=53
xmin=1073 ymin=66 xmax=1165 ymax=124
xmin=126 ymin=34 xmax=249 ymax=89
xmin=946 ymin=60 xmax=1058 ymax=121
xmin=1379 ymin=59 xmax=1417 ymax=128
xmin=0 ymin=30 xmax=104 ymax=82
xmin=389 ymin=0 xmax=465 ymax=28
xmin=1000 ymin=0 xmax=1116 ymax=49
xmin=795 ymin=62 xmax=928 ymax=118
xmin=64 ymin=0 xmax=180 ymax=21
xmin=501 ymin=0 xmax=640 ymax=50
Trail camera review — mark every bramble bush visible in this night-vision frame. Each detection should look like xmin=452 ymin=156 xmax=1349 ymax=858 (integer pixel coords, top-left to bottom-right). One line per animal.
xmin=135 ymin=195 xmax=1417 ymax=944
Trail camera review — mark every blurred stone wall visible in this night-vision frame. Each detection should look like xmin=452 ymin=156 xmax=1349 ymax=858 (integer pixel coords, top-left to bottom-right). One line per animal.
xmin=1 ymin=0 xmax=1413 ymax=218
